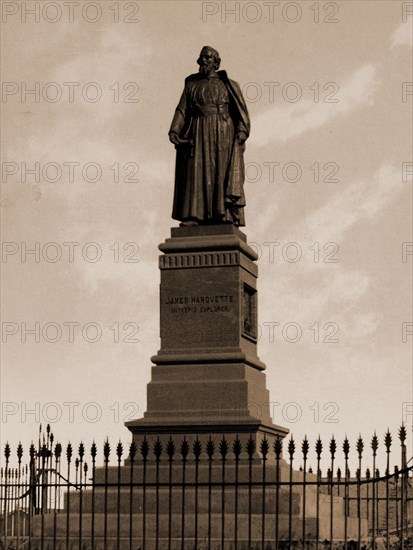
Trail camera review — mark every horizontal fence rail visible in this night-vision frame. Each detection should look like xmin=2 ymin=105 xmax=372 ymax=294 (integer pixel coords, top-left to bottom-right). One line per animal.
xmin=0 ymin=425 xmax=412 ymax=550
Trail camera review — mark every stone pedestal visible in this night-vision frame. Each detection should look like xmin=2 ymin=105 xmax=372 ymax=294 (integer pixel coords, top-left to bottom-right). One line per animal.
xmin=126 ymin=225 xmax=288 ymax=449
xmin=29 ymin=226 xmax=369 ymax=548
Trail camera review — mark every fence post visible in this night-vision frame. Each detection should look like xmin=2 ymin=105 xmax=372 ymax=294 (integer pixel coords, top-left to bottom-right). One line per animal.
xmin=233 ymin=436 xmax=242 ymax=550
xmin=371 ymin=433 xmax=378 ymax=548
xmin=399 ymin=425 xmax=407 ymax=550
xmin=274 ymin=437 xmax=283 ymax=549
xmin=315 ymin=437 xmax=322 ymax=550
xmin=384 ymin=431 xmax=392 ymax=550
xmin=154 ymin=438 xmax=162 ymax=550
xmin=288 ymin=436 xmax=296 ymax=547
xmin=128 ymin=440 xmax=137 ymax=550
xmin=193 ymin=438 xmax=202 ymax=549
xmin=167 ymin=437 xmax=175 ymax=550
xmin=260 ymin=437 xmax=269 ymax=549
xmin=301 ymin=437 xmax=309 ymax=549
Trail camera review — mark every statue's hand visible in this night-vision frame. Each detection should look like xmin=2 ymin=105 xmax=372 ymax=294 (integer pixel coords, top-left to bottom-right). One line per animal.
xmin=169 ymin=132 xmax=180 ymax=146
xmin=236 ymin=132 xmax=247 ymax=145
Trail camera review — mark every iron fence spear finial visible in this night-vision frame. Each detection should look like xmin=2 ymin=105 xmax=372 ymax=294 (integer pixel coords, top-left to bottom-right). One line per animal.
xmin=356 ymin=435 xmax=364 ymax=459
xmin=140 ymin=437 xmax=149 ymax=461
xmin=302 ymin=436 xmax=309 ymax=459
xmin=90 ymin=442 xmax=97 ymax=461
xmin=288 ymin=436 xmax=295 ymax=460
xmin=343 ymin=436 xmax=350 ymax=459
xmin=54 ymin=443 xmax=62 ymax=460
xmin=116 ymin=441 xmax=123 ymax=461
xmin=17 ymin=442 xmax=23 ymax=462
xmin=4 ymin=442 xmax=11 ymax=461
xmin=371 ymin=432 xmax=378 ymax=455
xmin=166 ymin=437 xmax=175 ymax=461
xmin=129 ymin=440 xmax=137 ymax=462
xmin=260 ymin=437 xmax=269 ymax=460
xmin=399 ymin=424 xmax=407 ymax=444
xmin=316 ymin=436 xmax=322 ymax=459
xmin=384 ymin=429 xmax=392 ymax=452
xmin=193 ymin=437 xmax=202 ymax=460
xmin=219 ymin=436 xmax=229 ymax=460
xmin=153 ymin=438 xmax=162 ymax=460
xmin=329 ymin=436 xmax=337 ymax=459
xmin=246 ymin=436 xmax=256 ymax=460
xmin=232 ymin=436 xmax=242 ymax=460
xmin=66 ymin=442 xmax=72 ymax=462
xmin=103 ymin=439 xmax=111 ymax=463
xmin=180 ymin=437 xmax=189 ymax=460
xmin=274 ymin=437 xmax=283 ymax=459
xmin=78 ymin=442 xmax=85 ymax=460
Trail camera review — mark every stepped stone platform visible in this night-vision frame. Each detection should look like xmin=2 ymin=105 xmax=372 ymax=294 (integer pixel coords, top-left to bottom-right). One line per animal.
xmin=29 ymin=460 xmax=367 ymax=548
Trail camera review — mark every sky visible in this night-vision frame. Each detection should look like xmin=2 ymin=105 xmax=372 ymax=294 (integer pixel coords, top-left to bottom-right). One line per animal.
xmin=1 ymin=0 xmax=412 ymax=472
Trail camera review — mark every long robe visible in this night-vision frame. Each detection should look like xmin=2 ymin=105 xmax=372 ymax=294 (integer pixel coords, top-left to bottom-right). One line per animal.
xmin=169 ymin=70 xmax=250 ymax=226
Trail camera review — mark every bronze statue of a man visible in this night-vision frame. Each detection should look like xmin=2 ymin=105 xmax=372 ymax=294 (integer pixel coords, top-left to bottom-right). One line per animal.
xmin=169 ymin=46 xmax=250 ymax=226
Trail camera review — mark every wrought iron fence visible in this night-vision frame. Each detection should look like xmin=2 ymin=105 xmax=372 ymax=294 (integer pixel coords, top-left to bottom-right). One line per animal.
xmin=0 ymin=425 xmax=412 ymax=550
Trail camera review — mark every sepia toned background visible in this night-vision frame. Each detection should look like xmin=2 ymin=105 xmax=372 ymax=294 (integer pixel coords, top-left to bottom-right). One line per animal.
xmin=1 ymin=0 xmax=412 ymax=469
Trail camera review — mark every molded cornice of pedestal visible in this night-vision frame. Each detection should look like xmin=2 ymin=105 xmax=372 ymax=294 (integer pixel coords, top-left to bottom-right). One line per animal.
xmin=159 ymin=250 xmax=258 ymax=277
xmin=126 ymin=417 xmax=289 ymax=440
xmin=159 ymin=225 xmax=258 ymax=263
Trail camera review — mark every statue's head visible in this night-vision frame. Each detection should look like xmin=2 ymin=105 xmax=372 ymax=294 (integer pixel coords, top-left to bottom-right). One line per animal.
xmin=197 ymin=46 xmax=221 ymax=74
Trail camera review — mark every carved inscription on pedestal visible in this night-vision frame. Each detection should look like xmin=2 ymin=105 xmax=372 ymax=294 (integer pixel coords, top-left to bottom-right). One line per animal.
xmin=165 ymin=294 xmax=235 ymax=314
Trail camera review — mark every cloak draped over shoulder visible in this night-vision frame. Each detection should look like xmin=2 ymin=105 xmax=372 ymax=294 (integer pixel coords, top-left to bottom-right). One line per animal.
xmin=169 ymin=70 xmax=250 ymax=226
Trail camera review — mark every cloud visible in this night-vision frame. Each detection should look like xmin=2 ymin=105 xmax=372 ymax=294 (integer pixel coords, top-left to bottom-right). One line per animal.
xmin=343 ymin=312 xmax=381 ymax=338
xmin=390 ymin=22 xmax=413 ymax=48
xmin=292 ymin=163 xmax=407 ymax=244
xmin=262 ymin=269 xmax=370 ymax=324
xmin=251 ymin=65 xmax=379 ymax=146
xmin=258 ymin=162 xmax=408 ymax=332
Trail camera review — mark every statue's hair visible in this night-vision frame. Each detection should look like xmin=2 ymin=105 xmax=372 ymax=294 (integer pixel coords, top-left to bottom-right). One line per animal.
xmin=197 ymin=46 xmax=221 ymax=70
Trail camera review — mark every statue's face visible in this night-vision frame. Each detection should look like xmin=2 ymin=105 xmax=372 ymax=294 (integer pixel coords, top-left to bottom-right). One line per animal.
xmin=199 ymin=49 xmax=215 ymax=74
